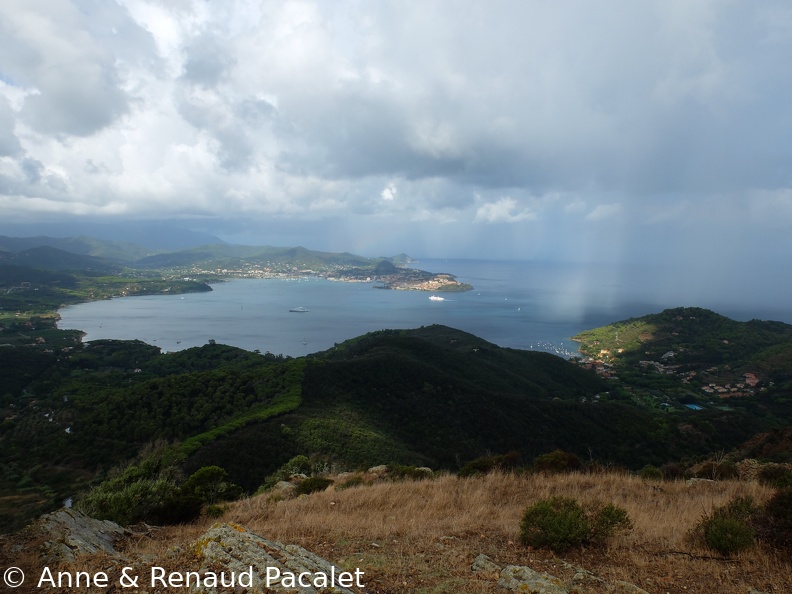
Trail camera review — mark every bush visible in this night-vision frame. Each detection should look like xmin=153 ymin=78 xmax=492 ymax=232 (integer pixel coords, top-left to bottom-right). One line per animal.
xmin=261 ymin=454 xmax=325 ymax=490
xmin=756 ymin=487 xmax=792 ymax=550
xmin=204 ymin=504 xmax=227 ymax=518
xmin=660 ymin=462 xmax=683 ymax=480
xmin=519 ymin=497 xmax=631 ymax=553
xmin=388 ymin=464 xmax=433 ymax=481
xmin=459 ymin=451 xmax=521 ymax=477
xmin=589 ymin=502 xmax=634 ymax=545
xmin=692 ymin=496 xmax=757 ymax=555
xmin=758 ymin=465 xmax=792 ymax=489
xmin=294 ymin=476 xmax=334 ymax=495
xmin=532 ymin=450 xmax=583 ymax=474
xmin=76 ymin=446 xmax=191 ymax=525
xmin=693 ymin=460 xmax=739 ymax=480
xmin=703 ymin=516 xmax=755 ymax=555
xmin=181 ymin=466 xmax=242 ymax=504
xmin=638 ymin=464 xmax=663 ymax=481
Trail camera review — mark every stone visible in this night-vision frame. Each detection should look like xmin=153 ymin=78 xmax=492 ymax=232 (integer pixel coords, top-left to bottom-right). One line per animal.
xmin=685 ymin=478 xmax=716 ymax=487
xmin=497 ymin=565 xmax=568 ymax=593
xmin=194 ymin=523 xmax=359 ymax=593
xmin=472 ymin=553 xmax=502 ymax=573
xmin=32 ymin=508 xmax=130 ymax=563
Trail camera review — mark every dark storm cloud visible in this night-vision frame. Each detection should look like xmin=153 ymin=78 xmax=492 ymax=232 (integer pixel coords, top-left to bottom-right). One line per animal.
xmin=1 ymin=0 xmax=792 ymax=265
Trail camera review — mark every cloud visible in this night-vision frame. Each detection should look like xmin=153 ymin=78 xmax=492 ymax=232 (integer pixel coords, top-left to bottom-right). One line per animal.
xmin=381 ymin=182 xmax=397 ymax=201
xmin=0 ymin=0 xmax=791 ymax=265
xmin=585 ymin=203 xmax=623 ymax=221
xmin=0 ymin=0 xmax=149 ymax=137
xmin=474 ymin=197 xmax=537 ymax=224
xmin=0 ymin=96 xmax=21 ymax=156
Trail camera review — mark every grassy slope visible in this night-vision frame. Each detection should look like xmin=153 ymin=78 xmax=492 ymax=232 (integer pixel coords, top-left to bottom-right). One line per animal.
xmin=5 ymin=471 xmax=788 ymax=594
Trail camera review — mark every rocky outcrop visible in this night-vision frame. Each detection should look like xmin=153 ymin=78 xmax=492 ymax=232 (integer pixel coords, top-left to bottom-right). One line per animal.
xmin=472 ymin=553 xmax=651 ymax=594
xmin=193 ymin=523 xmax=362 ymax=593
xmin=497 ymin=564 xmax=568 ymax=593
xmin=31 ymin=508 xmax=130 ymax=563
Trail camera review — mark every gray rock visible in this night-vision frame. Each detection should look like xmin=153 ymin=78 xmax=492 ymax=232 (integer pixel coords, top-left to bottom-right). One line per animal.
xmin=472 ymin=553 xmax=502 ymax=573
xmin=497 ymin=565 xmax=568 ymax=593
xmin=491 ymin=560 xmax=651 ymax=594
xmin=194 ymin=523 xmax=361 ymax=593
xmin=685 ymin=478 xmax=716 ymax=487
xmin=33 ymin=508 xmax=130 ymax=563
xmin=272 ymin=480 xmax=297 ymax=498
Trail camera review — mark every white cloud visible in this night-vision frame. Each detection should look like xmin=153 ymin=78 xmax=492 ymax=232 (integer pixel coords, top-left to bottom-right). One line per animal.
xmin=585 ymin=203 xmax=623 ymax=221
xmin=381 ymin=182 xmax=397 ymax=201
xmin=564 ymin=200 xmax=587 ymax=215
xmin=474 ymin=197 xmax=537 ymax=224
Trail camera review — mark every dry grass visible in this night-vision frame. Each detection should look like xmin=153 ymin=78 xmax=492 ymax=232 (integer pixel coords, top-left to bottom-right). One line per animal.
xmin=6 ymin=471 xmax=792 ymax=593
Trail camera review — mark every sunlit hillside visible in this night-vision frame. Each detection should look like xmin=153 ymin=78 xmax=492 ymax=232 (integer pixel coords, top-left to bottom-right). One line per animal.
xmin=6 ymin=471 xmax=789 ymax=594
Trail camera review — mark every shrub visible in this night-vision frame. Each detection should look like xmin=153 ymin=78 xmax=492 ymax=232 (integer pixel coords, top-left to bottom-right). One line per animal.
xmin=282 ymin=455 xmax=312 ymax=476
xmin=755 ymin=487 xmax=792 ymax=550
xmin=294 ymin=476 xmax=334 ymax=495
xmin=693 ymin=460 xmax=739 ymax=480
xmin=758 ymin=465 xmax=792 ymax=489
xmin=703 ymin=516 xmax=755 ymax=555
xmin=588 ymin=502 xmax=634 ymax=545
xmin=181 ymin=466 xmax=242 ymax=504
xmin=638 ymin=464 xmax=663 ymax=481
xmin=204 ymin=504 xmax=227 ymax=518
xmin=660 ymin=462 xmax=684 ymax=480
xmin=388 ymin=464 xmax=433 ymax=481
xmin=519 ymin=496 xmax=631 ymax=553
xmin=76 ymin=446 xmax=191 ymax=526
xmin=532 ymin=450 xmax=583 ymax=474
xmin=459 ymin=451 xmax=521 ymax=477
xmin=692 ymin=495 xmax=757 ymax=555
xmin=261 ymin=455 xmax=314 ymax=489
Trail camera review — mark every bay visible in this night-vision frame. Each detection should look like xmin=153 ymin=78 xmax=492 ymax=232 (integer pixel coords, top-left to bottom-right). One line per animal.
xmin=57 ymin=259 xmax=792 ymax=358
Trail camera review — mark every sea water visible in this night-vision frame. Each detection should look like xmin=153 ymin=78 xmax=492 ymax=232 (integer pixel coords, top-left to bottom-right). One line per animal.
xmin=57 ymin=259 xmax=792 ymax=358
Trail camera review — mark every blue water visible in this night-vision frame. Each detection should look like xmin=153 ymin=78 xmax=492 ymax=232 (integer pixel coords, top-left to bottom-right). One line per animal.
xmin=57 ymin=259 xmax=792 ymax=358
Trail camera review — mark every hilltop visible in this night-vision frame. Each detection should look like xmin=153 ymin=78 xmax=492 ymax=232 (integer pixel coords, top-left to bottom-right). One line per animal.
xmin=2 ymin=470 xmax=789 ymax=594
xmin=3 ymin=315 xmax=792 ymax=533
xmin=572 ymin=307 xmax=792 ymax=415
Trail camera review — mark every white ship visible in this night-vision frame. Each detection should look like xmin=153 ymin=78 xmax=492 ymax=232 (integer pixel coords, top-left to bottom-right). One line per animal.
xmin=429 ymin=295 xmax=445 ymax=301
xmin=289 ymin=306 xmax=309 ymax=312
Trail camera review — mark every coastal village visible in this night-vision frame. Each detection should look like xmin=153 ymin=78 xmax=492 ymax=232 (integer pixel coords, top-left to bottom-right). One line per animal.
xmin=178 ymin=260 xmax=472 ymax=293
xmin=576 ymin=347 xmax=767 ymax=410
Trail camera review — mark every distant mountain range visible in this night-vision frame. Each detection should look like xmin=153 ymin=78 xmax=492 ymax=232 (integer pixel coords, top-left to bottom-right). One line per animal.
xmin=0 ymin=235 xmax=413 ymax=273
xmin=0 ymin=221 xmax=224 ymax=251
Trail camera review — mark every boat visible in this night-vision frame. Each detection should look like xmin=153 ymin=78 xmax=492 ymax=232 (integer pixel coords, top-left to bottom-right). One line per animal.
xmin=429 ymin=295 xmax=445 ymax=301
xmin=289 ymin=306 xmax=309 ymax=312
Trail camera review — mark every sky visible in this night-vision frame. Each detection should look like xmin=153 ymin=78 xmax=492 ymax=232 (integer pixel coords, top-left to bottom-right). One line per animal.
xmin=1 ymin=0 xmax=792 ymax=267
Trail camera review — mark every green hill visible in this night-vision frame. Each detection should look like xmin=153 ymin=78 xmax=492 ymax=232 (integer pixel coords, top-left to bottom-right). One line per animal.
xmin=0 ymin=235 xmax=156 ymax=262
xmin=3 ymin=306 xmax=792 ymax=532
xmin=0 ymin=246 xmax=121 ymax=273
